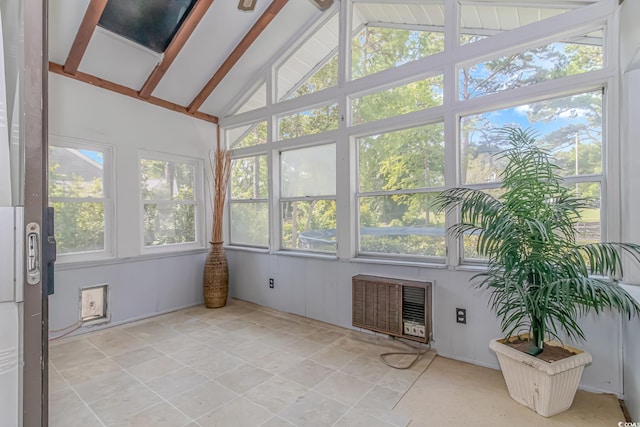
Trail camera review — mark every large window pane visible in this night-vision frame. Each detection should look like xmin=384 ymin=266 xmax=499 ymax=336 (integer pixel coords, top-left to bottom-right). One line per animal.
xmin=281 ymin=200 xmax=336 ymax=252
xmin=460 ymin=30 xmax=603 ymax=100
xmin=351 ymin=76 xmax=443 ymax=125
xmin=358 ymin=124 xmax=445 ymax=192
xmin=359 ymin=193 xmax=445 ymax=257
xmin=49 ymin=146 xmax=104 ymax=197
xmin=574 ymin=182 xmax=601 ymax=245
xmin=50 ymin=201 xmax=105 ymax=254
xmin=277 ymin=103 xmax=339 ymax=140
xmin=230 ymin=202 xmax=269 ymax=247
xmin=141 ymin=159 xmax=195 ymax=200
xmin=460 ymin=90 xmax=602 ymax=185
xmin=144 ymin=203 xmax=195 ymax=246
xmin=140 ymin=156 xmax=199 ymax=248
xmin=49 ymin=143 xmax=109 ymax=256
xmin=281 ymin=144 xmax=336 ymax=197
xmin=231 ymin=156 xmax=268 ymax=199
xmin=351 ymin=1 xmax=445 ymax=80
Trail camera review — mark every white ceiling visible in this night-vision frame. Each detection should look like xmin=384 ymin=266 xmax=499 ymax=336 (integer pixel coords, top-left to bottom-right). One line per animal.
xmin=47 ymin=0 xmax=599 ymax=121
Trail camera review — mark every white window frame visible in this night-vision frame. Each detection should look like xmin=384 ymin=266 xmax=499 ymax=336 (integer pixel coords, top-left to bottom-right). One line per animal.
xmin=48 ymin=135 xmax=115 ymax=263
xmin=138 ymin=151 xmax=205 ymax=254
xmin=228 ymin=153 xmax=270 ymax=249
xmin=219 ymin=0 xmax=620 ymax=266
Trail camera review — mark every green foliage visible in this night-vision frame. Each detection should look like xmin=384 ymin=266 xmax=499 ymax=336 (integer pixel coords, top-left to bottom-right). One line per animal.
xmin=433 ymin=128 xmax=640 ymax=351
xmin=49 ymin=161 xmax=105 ymax=254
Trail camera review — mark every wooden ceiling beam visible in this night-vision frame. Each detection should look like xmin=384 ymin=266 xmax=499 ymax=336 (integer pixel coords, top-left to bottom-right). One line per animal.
xmin=63 ymin=0 xmax=108 ymax=75
xmin=49 ymin=62 xmax=218 ymax=124
xmin=187 ymin=0 xmax=289 ymax=114
xmin=139 ymin=0 xmax=216 ymax=99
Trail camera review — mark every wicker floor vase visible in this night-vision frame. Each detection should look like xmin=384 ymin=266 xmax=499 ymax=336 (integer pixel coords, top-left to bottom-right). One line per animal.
xmin=203 ymin=241 xmax=228 ymax=308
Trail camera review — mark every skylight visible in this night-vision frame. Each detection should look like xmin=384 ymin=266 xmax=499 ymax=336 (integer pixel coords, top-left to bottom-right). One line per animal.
xmin=98 ymin=0 xmax=197 ymax=53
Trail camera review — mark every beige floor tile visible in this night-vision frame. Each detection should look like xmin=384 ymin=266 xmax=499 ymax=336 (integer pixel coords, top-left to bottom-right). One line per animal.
xmin=126 ymin=355 xmax=185 ymax=383
xmin=261 ymin=416 xmax=296 ymax=427
xmin=256 ymin=330 xmax=298 ymax=347
xmin=357 ymin=385 xmax=405 ymax=411
xmin=314 ymin=371 xmax=376 ymax=406
xmin=112 ymin=345 xmax=163 ymax=369
xmin=151 ymin=334 xmax=202 ymax=354
xmin=59 ymin=358 xmax=123 ymax=386
xmin=87 ymin=330 xmax=146 ymax=356
xmin=280 ymin=359 xmax=336 ymax=388
xmin=48 ymin=367 xmax=69 ymax=394
xmin=334 ymin=408 xmax=397 ymax=427
xmin=49 ymin=389 xmax=102 ymax=427
xmin=304 ymin=328 xmax=345 ymax=345
xmin=279 ymin=390 xmax=349 ymax=427
xmin=74 ymin=369 xmax=140 ymax=404
xmin=341 ymin=355 xmax=392 ymax=383
xmin=169 ymin=342 xmax=214 ymax=365
xmin=124 ymin=321 xmax=180 ymax=343
xmin=214 ymin=363 xmax=273 ymax=393
xmin=89 ymin=383 xmax=162 ymax=426
xmin=282 ymin=337 xmax=325 ymax=358
xmin=376 ymin=367 xmax=421 ymax=394
xmin=244 ymin=347 xmax=304 ymax=374
xmin=195 ymin=397 xmax=273 ymax=427
xmin=310 ymin=346 xmax=358 ymax=370
xmin=217 ymin=318 xmax=253 ymax=332
xmin=146 ymin=367 xmax=208 ymax=399
xmin=245 ymin=376 xmax=309 ymax=413
xmin=50 ymin=344 xmax=106 ymax=371
xmin=120 ymin=401 xmax=191 ymax=427
xmin=234 ymin=324 xmax=274 ymax=340
xmin=169 ymin=380 xmax=238 ymax=419
xmin=187 ymin=348 xmax=246 ymax=379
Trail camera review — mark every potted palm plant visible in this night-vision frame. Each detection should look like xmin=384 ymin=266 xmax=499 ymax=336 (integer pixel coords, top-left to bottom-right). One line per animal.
xmin=433 ymin=127 xmax=640 ymax=417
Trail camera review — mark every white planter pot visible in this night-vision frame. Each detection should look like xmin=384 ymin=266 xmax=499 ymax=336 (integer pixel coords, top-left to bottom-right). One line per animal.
xmin=489 ymin=338 xmax=592 ymax=417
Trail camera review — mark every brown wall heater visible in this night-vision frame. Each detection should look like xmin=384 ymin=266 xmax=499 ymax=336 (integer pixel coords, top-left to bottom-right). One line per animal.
xmin=352 ymin=274 xmax=433 ymax=344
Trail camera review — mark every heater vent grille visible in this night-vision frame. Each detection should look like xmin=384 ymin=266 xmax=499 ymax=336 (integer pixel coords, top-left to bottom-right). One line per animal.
xmin=352 ymin=275 xmax=432 ymax=343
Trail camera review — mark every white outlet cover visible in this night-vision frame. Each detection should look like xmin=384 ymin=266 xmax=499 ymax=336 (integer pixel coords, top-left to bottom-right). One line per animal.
xmin=81 ymin=286 xmax=106 ymax=321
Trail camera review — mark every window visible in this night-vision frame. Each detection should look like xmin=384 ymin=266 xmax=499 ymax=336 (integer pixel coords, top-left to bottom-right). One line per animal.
xmin=49 ymin=140 xmax=112 ymax=260
xmin=276 ymin=13 xmax=339 ymax=101
xmin=280 ymin=144 xmax=336 ymax=253
xmin=351 ymin=75 xmax=444 ymax=125
xmin=140 ymin=154 xmax=202 ymax=249
xmin=276 ymin=103 xmax=340 ymax=140
xmin=222 ymin=0 xmax=615 ymax=264
xmin=357 ymin=124 xmax=446 ymax=258
xmin=351 ymin=1 xmax=445 ymax=80
xmin=229 ymin=155 xmax=269 ymax=247
xmin=460 ymin=89 xmax=604 ymax=258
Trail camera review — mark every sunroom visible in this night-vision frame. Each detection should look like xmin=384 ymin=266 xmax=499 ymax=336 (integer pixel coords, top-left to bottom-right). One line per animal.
xmin=1 ymin=0 xmax=640 ymax=425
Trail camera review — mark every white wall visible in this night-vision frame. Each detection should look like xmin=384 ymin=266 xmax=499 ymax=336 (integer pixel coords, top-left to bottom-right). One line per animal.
xmin=226 ymin=250 xmax=625 ymax=395
xmin=48 ymin=74 xmax=217 ymax=334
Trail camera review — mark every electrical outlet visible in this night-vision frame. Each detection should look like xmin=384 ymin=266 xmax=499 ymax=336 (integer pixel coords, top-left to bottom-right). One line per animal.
xmin=269 ymin=278 xmax=275 ymax=289
xmin=456 ymin=308 xmax=467 ymax=324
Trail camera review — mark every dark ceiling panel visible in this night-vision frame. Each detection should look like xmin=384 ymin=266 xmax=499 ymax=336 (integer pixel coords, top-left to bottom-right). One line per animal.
xmin=98 ymin=0 xmax=197 ymax=53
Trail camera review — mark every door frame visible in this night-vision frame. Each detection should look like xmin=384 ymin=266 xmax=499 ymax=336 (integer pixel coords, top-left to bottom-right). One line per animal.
xmin=22 ymin=0 xmax=48 ymax=425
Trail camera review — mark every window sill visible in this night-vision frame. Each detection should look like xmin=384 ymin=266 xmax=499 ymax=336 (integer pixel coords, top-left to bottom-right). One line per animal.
xmin=351 ymin=256 xmax=448 ymax=269
xmin=272 ymin=250 xmax=338 ymax=261
xmin=55 ymin=248 xmax=208 ymax=271
xmin=224 ymin=245 xmax=270 ymax=254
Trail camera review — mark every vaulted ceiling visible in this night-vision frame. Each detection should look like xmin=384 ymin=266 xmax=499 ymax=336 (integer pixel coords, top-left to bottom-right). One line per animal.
xmin=49 ymin=0 xmax=329 ymax=124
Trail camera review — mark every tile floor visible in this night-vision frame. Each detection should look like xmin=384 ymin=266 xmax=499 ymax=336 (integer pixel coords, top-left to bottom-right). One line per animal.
xmin=49 ymin=298 xmax=627 ymax=426
xmin=49 ymin=299 xmax=433 ymax=427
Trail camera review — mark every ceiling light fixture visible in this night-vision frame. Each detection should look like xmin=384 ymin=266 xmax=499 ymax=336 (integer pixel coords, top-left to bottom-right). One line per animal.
xmin=238 ymin=0 xmax=257 ymax=11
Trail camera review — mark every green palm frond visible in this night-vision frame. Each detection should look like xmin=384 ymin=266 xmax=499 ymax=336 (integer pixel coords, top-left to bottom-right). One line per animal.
xmin=433 ymin=127 xmax=640 ymax=350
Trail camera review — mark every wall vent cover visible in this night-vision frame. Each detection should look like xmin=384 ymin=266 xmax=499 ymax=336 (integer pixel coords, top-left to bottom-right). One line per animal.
xmin=352 ymin=275 xmax=432 ymax=343
xmin=80 ymin=284 xmax=109 ymax=325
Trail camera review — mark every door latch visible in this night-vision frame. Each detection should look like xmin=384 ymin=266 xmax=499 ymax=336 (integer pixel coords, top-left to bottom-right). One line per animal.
xmin=26 ymin=223 xmax=40 ymax=285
